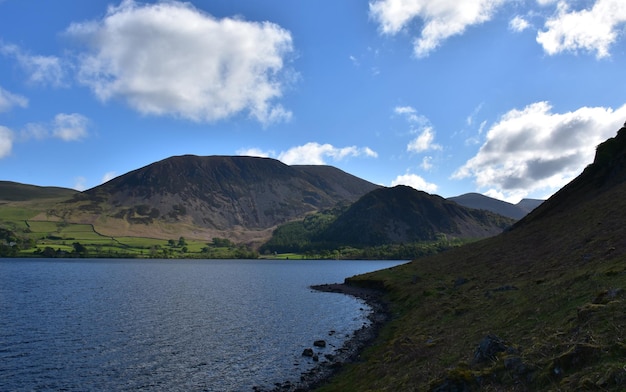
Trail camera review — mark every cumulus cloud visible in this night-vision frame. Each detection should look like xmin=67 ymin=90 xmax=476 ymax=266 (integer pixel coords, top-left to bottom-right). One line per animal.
xmin=13 ymin=114 xmax=90 ymax=144
xmin=391 ymin=173 xmax=438 ymax=193
xmin=407 ymin=126 xmax=442 ymax=153
xmin=0 ymin=87 xmax=28 ymax=112
xmin=536 ymin=0 xmax=626 ymax=58
xmin=236 ymin=147 xmax=274 ymax=158
xmin=395 ymin=105 xmax=442 ymax=153
xmin=0 ymin=43 xmax=66 ymax=86
xmin=453 ymin=101 xmax=626 ymax=202
xmin=420 ymin=156 xmax=433 ymax=170
xmin=66 ymin=0 xmax=294 ymax=124
xmin=0 ymin=126 xmax=14 ymax=158
xmin=238 ymin=143 xmax=378 ymax=165
xmin=278 ymin=143 xmax=378 ymax=165
xmin=509 ymin=15 xmax=530 ymax=32
xmin=369 ymin=0 xmax=506 ymax=57
xmin=52 ymin=113 xmax=89 ymax=141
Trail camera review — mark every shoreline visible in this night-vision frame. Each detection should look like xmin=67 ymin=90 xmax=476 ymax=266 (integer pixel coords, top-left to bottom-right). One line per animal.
xmin=262 ymin=283 xmax=390 ymax=392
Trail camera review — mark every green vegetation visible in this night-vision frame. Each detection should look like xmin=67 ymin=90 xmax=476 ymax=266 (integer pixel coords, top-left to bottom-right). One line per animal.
xmin=316 ymin=126 xmax=626 ymax=391
xmin=0 ymin=220 xmax=258 ymax=259
xmin=259 ymin=203 xmax=485 ymax=259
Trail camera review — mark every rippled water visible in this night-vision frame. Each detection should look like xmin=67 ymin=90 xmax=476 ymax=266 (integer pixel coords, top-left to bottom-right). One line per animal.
xmin=0 ymin=258 xmax=406 ymax=391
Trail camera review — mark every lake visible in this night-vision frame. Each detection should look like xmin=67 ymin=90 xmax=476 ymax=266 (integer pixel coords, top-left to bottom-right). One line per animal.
xmin=0 ymin=258 xmax=406 ymax=391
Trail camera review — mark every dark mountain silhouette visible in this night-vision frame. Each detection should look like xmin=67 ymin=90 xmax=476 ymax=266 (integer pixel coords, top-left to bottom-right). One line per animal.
xmin=61 ymin=155 xmax=379 ymax=234
xmin=317 ymin=185 xmax=515 ymax=247
xmin=0 ymin=181 xmax=77 ymax=202
xmin=448 ymin=193 xmax=543 ymax=220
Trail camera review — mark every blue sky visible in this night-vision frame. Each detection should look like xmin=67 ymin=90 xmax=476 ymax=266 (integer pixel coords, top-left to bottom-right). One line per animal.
xmin=1 ymin=0 xmax=625 ymax=202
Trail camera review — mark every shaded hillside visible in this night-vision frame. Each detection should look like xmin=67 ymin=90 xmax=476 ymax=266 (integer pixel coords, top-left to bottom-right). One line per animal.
xmin=59 ymin=155 xmax=379 ymax=235
xmin=319 ymin=185 xmax=515 ymax=247
xmin=449 ymin=192 xmax=541 ymax=220
xmin=0 ymin=181 xmax=77 ymax=202
xmin=319 ymin=124 xmax=626 ymax=391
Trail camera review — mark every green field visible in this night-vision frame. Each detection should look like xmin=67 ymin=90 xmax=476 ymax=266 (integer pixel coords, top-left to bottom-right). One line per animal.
xmin=0 ymin=217 xmax=259 ymax=259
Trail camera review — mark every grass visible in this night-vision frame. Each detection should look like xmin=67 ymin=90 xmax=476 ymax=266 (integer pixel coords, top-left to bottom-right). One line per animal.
xmin=316 ymin=177 xmax=626 ymax=391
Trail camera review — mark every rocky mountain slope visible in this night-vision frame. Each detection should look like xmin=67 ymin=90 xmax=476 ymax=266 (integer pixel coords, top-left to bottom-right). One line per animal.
xmin=321 ymin=123 xmax=626 ymax=390
xmin=52 ymin=155 xmax=379 ymax=241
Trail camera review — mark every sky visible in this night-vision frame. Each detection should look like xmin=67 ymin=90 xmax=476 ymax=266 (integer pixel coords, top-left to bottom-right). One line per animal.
xmin=1 ymin=0 xmax=625 ymax=203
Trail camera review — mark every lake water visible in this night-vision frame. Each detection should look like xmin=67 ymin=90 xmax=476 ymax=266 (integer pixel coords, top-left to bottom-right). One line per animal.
xmin=0 ymin=258 xmax=406 ymax=391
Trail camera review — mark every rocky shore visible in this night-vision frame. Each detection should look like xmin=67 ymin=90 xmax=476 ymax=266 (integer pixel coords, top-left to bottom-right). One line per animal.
xmin=255 ymin=283 xmax=390 ymax=392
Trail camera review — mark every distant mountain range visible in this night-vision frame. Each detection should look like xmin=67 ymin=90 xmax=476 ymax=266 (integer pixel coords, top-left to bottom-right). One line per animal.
xmin=449 ymin=193 xmax=543 ymax=220
xmin=1 ymin=154 xmax=542 ymax=247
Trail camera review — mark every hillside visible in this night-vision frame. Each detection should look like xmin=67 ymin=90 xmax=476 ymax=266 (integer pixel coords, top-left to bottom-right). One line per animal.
xmin=0 ymin=181 xmax=77 ymax=202
xmin=318 ymin=124 xmax=626 ymax=391
xmin=49 ymin=155 xmax=379 ymax=242
xmin=319 ymin=186 xmax=514 ymax=246
xmin=449 ymin=193 xmax=542 ymax=220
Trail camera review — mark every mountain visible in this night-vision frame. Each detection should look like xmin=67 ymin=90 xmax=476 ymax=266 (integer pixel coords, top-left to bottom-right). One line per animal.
xmin=318 ymin=185 xmax=515 ymax=247
xmin=515 ymin=198 xmax=543 ymax=213
xmin=55 ymin=155 xmax=379 ymax=241
xmin=448 ymin=192 xmax=543 ymax=220
xmin=0 ymin=181 xmax=77 ymax=202
xmin=325 ymin=124 xmax=626 ymax=390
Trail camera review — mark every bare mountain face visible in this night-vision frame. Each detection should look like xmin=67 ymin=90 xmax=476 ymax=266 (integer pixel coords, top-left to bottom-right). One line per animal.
xmin=62 ymin=155 xmax=380 ymax=235
xmin=318 ymin=185 xmax=515 ymax=246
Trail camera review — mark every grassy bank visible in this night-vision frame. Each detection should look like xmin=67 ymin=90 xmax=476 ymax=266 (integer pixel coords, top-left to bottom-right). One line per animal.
xmin=316 ymin=181 xmax=626 ymax=391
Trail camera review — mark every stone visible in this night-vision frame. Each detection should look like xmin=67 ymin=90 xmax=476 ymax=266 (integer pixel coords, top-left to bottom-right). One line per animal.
xmin=313 ymin=339 xmax=326 ymax=348
xmin=474 ymin=334 xmax=507 ymax=364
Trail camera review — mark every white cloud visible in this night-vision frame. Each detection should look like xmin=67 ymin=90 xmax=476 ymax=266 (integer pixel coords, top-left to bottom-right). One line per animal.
xmin=52 ymin=113 xmax=89 ymax=141
xmin=238 ymin=143 xmax=377 ymax=165
xmin=509 ymin=15 xmax=530 ymax=32
xmin=453 ymin=101 xmax=626 ymax=201
xmin=391 ymin=173 xmax=438 ymax=193
xmin=67 ymin=0 xmax=294 ymax=124
xmin=407 ymin=126 xmax=442 ymax=152
xmin=278 ymin=142 xmax=378 ymax=165
xmin=536 ymin=0 xmax=626 ymax=58
xmin=394 ymin=105 xmax=428 ymax=124
xmin=369 ymin=0 xmax=506 ymax=57
xmin=420 ymin=156 xmax=433 ymax=170
xmin=236 ymin=147 xmax=275 ymax=158
xmin=0 ymin=43 xmax=66 ymax=86
xmin=0 ymin=126 xmax=14 ymax=158
xmin=0 ymin=87 xmax=28 ymax=112
xmin=101 ymin=172 xmax=117 ymax=183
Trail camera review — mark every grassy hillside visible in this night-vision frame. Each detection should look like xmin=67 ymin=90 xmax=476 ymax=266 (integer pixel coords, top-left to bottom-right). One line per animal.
xmin=318 ymin=126 xmax=626 ymax=391
xmin=0 ymin=181 xmax=77 ymax=201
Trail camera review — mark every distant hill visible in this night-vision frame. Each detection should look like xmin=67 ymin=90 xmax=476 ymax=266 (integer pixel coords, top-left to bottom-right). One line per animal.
xmin=0 ymin=181 xmax=77 ymax=202
xmin=53 ymin=155 xmax=379 ymax=241
xmin=331 ymin=123 xmax=626 ymax=390
xmin=515 ymin=198 xmax=543 ymax=213
xmin=317 ymin=185 xmax=515 ymax=247
xmin=448 ymin=193 xmax=543 ymax=220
